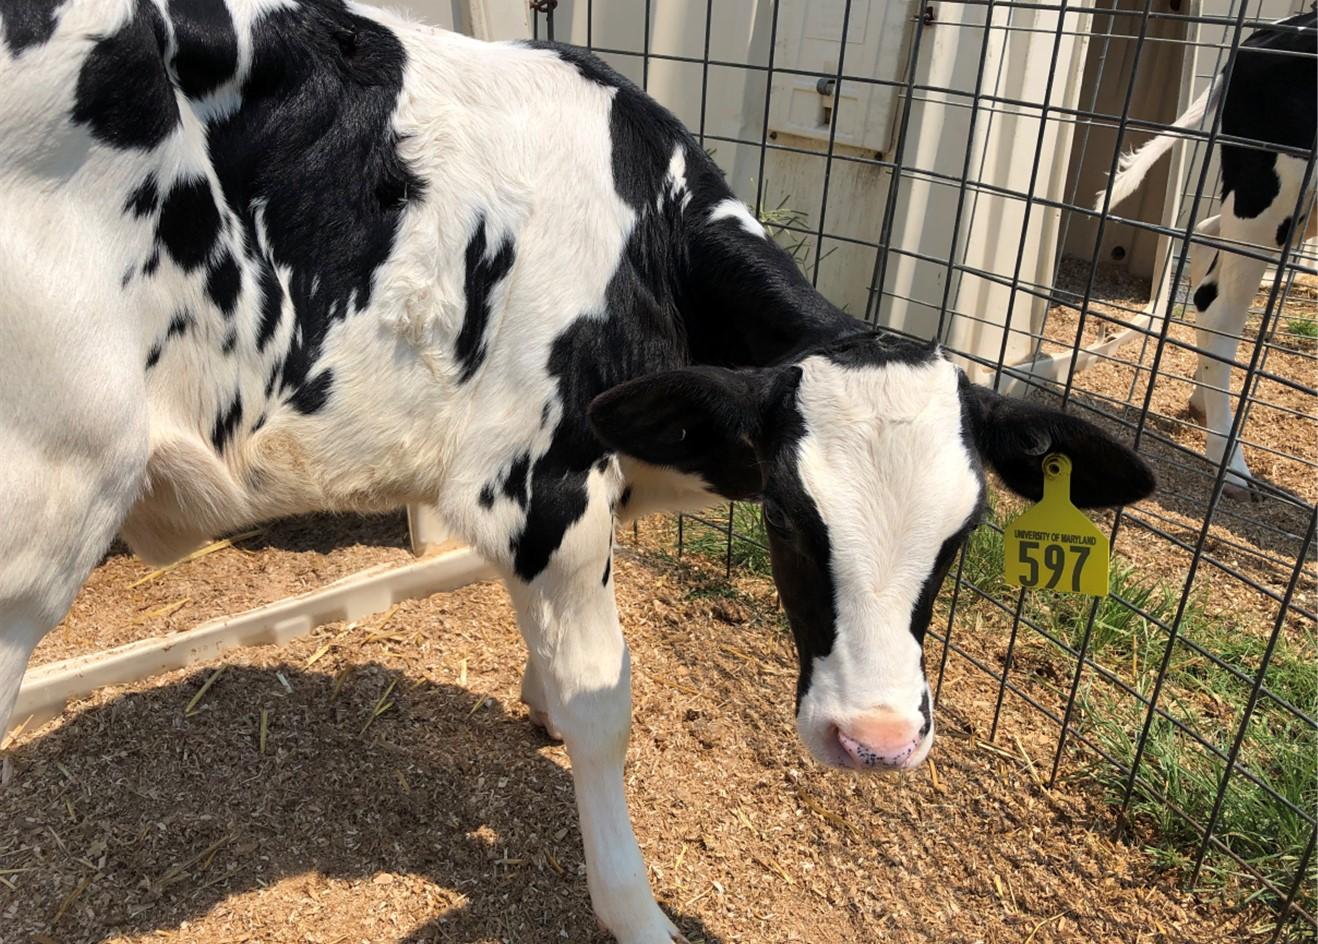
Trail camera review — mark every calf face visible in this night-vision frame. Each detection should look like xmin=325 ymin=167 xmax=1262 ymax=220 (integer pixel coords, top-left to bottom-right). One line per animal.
xmin=590 ymin=333 xmax=1154 ymax=772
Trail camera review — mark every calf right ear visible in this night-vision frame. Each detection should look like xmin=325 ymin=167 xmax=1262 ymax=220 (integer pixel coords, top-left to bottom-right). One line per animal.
xmin=967 ymin=385 xmax=1156 ymax=508
xmin=588 ymin=366 xmax=768 ymax=499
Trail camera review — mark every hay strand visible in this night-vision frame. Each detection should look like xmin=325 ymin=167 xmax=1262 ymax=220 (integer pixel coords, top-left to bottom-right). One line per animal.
xmin=360 ymin=679 xmax=399 ymax=735
xmin=128 ymin=530 xmax=263 ymax=588
xmin=183 ymin=666 xmax=226 ymax=716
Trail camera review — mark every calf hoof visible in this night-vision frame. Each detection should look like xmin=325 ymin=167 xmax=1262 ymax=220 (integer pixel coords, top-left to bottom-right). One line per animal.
xmin=1221 ymin=478 xmax=1260 ymax=502
xmin=525 ymin=704 xmax=563 ymax=742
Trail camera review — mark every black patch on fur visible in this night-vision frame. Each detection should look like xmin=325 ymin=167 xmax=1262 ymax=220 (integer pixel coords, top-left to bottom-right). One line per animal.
xmin=157 ymin=177 xmax=222 ymax=273
xmin=1219 ymin=11 xmax=1315 ymax=220
xmin=144 ymin=310 xmax=193 ymax=371
xmin=205 ymin=0 xmax=424 ymax=404
xmin=757 ymin=368 xmax=834 ymax=707
xmin=221 ymin=328 xmax=237 ymax=353
xmin=211 ymin=392 xmax=243 ymax=451
xmin=167 ymin=310 xmax=193 ymax=338
xmin=206 ymin=251 xmax=242 ymax=317
xmin=510 ymin=268 xmax=688 ymax=581
xmin=502 ymin=453 xmax=532 ymax=509
xmin=539 ymin=402 xmax=552 ymax=428
xmin=72 ymin=0 xmax=179 ymax=150
xmin=602 ymin=556 xmax=612 ymax=586
xmin=125 ymin=175 xmax=160 ymax=218
xmin=1194 ymin=281 xmax=1219 ymax=312
xmin=917 ymin=690 xmax=932 ymax=739
xmin=907 ymin=521 xmax=976 ymax=647
xmin=1276 ymin=216 xmax=1293 ymax=247
xmin=142 ymin=250 xmax=161 ymax=277
xmin=121 ymin=265 xmax=135 ymax=289
xmin=251 ymin=413 xmax=267 ymax=433
xmin=290 ymin=369 xmax=334 ymax=414
xmin=478 ymin=484 xmax=496 ymax=509
xmin=166 ymin=0 xmax=239 ymax=99
xmin=619 ymin=486 xmax=632 ymax=509
xmin=255 ymin=263 xmax=284 ymax=351
xmin=264 ymin=358 xmax=283 ymax=397
xmin=456 ymin=215 xmax=516 ymax=383
xmin=0 ymin=0 xmax=63 ymax=54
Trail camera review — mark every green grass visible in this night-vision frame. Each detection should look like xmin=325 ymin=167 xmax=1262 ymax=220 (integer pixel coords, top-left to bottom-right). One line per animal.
xmin=1286 ymin=318 xmax=1318 ymax=339
xmin=677 ymin=503 xmax=772 ymax=575
xmin=669 ymin=496 xmax=1317 ymax=927
xmin=949 ymin=508 xmax=1317 ymax=926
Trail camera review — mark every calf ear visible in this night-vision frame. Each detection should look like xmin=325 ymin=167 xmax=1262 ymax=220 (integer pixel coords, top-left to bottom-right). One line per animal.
xmin=588 ymin=366 xmax=766 ymax=499
xmin=968 ymin=386 xmax=1155 ymax=508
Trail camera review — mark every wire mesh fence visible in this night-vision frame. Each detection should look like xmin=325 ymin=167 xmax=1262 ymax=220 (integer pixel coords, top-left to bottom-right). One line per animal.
xmin=533 ymin=0 xmax=1315 ymax=938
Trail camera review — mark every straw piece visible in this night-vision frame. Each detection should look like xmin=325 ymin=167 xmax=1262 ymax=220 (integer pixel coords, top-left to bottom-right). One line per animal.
xmin=1 ymin=714 xmax=34 ymax=751
xmin=128 ymin=530 xmax=262 ymax=588
xmin=1013 ymin=734 xmax=1043 ymax=787
xmin=1024 ymin=910 xmax=1073 ymax=944
xmin=361 ymin=679 xmax=399 ymax=735
xmin=928 ymin=758 xmax=947 ymax=794
xmin=799 ymin=793 xmax=855 ymax=835
xmin=331 ymin=666 xmax=352 ymax=700
xmin=751 ymin=852 xmax=794 ymax=885
xmin=50 ymin=873 xmax=91 ymax=925
xmin=132 ymin=597 xmax=191 ymax=624
xmin=183 ymin=666 xmax=226 ymax=716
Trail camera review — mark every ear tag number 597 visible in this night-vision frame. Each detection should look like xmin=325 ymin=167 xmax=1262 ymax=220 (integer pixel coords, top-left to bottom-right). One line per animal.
xmin=1003 ymin=454 xmax=1110 ymax=597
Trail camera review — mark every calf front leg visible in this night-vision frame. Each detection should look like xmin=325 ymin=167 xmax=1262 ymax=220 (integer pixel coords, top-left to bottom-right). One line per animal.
xmin=504 ymin=513 xmax=683 ymax=944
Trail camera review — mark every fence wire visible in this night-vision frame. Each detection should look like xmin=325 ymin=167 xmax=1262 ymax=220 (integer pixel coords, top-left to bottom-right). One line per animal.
xmin=534 ymin=1 xmax=1316 ymax=938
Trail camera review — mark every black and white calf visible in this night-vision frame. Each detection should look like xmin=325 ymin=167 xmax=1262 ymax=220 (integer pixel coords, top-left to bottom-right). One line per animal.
xmin=1098 ymin=10 xmax=1316 ymax=498
xmin=0 ymin=2 xmax=1153 ymax=940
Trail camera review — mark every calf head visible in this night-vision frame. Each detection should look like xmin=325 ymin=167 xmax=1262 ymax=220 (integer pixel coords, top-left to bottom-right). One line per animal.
xmin=590 ymin=334 xmax=1154 ymax=772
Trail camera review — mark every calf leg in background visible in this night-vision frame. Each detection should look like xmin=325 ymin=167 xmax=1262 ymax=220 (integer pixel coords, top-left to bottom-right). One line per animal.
xmin=504 ymin=507 xmax=684 ymax=944
xmin=0 ymin=250 xmax=149 ymax=736
xmin=1186 ymin=214 xmax=1221 ymax=424
xmin=1190 ymin=221 xmax=1269 ymax=500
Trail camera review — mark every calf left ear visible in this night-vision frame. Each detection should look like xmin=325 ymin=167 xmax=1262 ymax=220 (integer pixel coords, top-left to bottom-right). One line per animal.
xmin=588 ymin=366 xmax=767 ymax=499
xmin=968 ymin=385 xmax=1155 ymax=508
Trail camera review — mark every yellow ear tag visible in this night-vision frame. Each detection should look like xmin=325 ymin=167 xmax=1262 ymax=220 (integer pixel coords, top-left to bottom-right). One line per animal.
xmin=1002 ymin=454 xmax=1110 ymax=597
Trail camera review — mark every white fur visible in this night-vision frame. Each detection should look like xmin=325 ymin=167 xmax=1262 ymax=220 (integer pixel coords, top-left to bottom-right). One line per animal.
xmin=708 ymin=197 xmax=766 ymax=238
xmin=792 ymin=356 xmax=979 ymax=769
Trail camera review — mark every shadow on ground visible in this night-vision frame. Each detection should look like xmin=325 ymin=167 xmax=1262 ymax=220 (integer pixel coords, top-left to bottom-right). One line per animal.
xmin=0 ymin=663 xmax=723 ymax=944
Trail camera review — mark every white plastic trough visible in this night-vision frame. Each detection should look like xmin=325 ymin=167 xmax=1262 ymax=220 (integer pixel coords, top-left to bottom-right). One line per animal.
xmin=10 ymin=544 xmax=497 ymax=737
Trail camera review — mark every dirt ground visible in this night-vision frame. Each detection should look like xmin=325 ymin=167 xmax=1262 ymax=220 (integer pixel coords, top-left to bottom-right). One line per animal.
xmin=0 ymin=521 xmax=1273 ymax=944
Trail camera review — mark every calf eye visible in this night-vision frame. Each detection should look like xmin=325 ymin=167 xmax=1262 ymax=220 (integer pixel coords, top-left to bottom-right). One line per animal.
xmin=762 ymin=502 xmax=791 ymax=536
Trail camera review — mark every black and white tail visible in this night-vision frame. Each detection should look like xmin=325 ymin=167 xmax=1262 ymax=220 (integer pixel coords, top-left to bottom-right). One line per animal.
xmin=1094 ymin=76 xmax=1225 ymax=210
